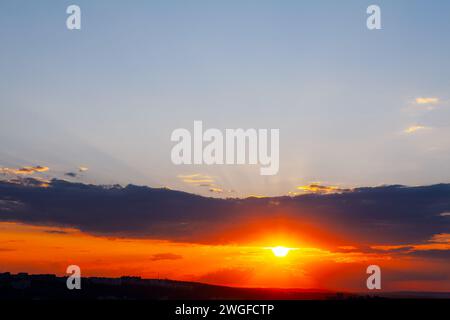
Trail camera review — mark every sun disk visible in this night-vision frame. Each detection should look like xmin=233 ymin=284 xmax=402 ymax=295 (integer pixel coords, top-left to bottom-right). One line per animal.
xmin=271 ymin=246 xmax=290 ymax=257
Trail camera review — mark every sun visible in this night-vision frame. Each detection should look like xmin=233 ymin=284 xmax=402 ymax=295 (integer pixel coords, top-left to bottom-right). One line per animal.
xmin=271 ymin=246 xmax=290 ymax=257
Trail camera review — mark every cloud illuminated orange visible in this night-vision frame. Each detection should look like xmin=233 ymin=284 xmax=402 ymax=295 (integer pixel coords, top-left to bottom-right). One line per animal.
xmin=404 ymin=125 xmax=428 ymax=133
xmin=296 ymin=183 xmax=348 ymax=194
xmin=415 ymin=97 xmax=439 ymax=104
xmin=0 ymin=165 xmax=49 ymax=175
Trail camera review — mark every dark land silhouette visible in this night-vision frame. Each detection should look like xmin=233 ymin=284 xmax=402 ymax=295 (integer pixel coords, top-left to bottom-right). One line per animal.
xmin=1 ymin=272 xmax=449 ymax=300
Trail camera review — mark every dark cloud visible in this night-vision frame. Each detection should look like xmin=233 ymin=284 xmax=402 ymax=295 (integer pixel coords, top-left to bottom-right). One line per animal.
xmin=0 ymin=179 xmax=449 ymax=246
xmin=383 ymin=268 xmax=450 ymax=282
xmin=150 ymin=253 xmax=183 ymax=261
xmin=404 ymin=249 xmax=450 ymax=260
xmin=369 ymin=246 xmax=415 ymax=254
xmin=44 ymin=230 xmax=69 ymax=235
xmin=0 ymin=199 xmax=24 ymax=212
xmin=64 ymin=172 xmax=77 ymax=178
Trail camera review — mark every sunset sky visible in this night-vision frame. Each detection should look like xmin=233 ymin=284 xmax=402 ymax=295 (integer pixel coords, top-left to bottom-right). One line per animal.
xmin=1 ymin=181 xmax=449 ymax=291
xmin=1 ymin=0 xmax=450 ymax=292
xmin=1 ymin=0 xmax=450 ymax=197
xmin=0 ymin=220 xmax=449 ymax=291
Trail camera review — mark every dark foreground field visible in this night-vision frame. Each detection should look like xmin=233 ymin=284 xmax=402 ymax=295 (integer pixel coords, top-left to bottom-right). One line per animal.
xmin=1 ymin=273 xmax=449 ymax=319
xmin=1 ymin=272 xmax=449 ymax=300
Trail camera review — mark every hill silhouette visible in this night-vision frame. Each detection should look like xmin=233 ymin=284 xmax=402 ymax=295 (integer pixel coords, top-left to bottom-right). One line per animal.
xmin=1 ymin=272 xmax=449 ymax=300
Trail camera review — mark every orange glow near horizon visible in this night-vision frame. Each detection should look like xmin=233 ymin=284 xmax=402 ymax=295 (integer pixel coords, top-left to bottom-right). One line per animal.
xmin=0 ymin=222 xmax=449 ymax=292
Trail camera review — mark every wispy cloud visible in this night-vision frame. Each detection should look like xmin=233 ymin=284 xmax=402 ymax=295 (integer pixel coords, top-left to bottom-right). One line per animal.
xmin=371 ymin=233 xmax=450 ymax=253
xmin=337 ymin=246 xmax=357 ymax=251
xmin=177 ymin=173 xmax=228 ymax=194
xmin=429 ymin=233 xmax=450 ymax=244
xmin=150 ymin=253 xmax=183 ymax=261
xmin=296 ymin=183 xmax=349 ymax=194
xmin=404 ymin=125 xmax=428 ymax=133
xmin=44 ymin=229 xmax=69 ymax=235
xmin=415 ymin=97 xmax=439 ymax=104
xmin=177 ymin=174 xmax=214 ymax=185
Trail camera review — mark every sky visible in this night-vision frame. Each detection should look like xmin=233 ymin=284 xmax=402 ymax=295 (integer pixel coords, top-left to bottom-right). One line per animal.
xmin=1 ymin=0 xmax=450 ymax=197
xmin=0 ymin=181 xmax=449 ymax=291
xmin=0 ymin=1 xmax=450 ymax=292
